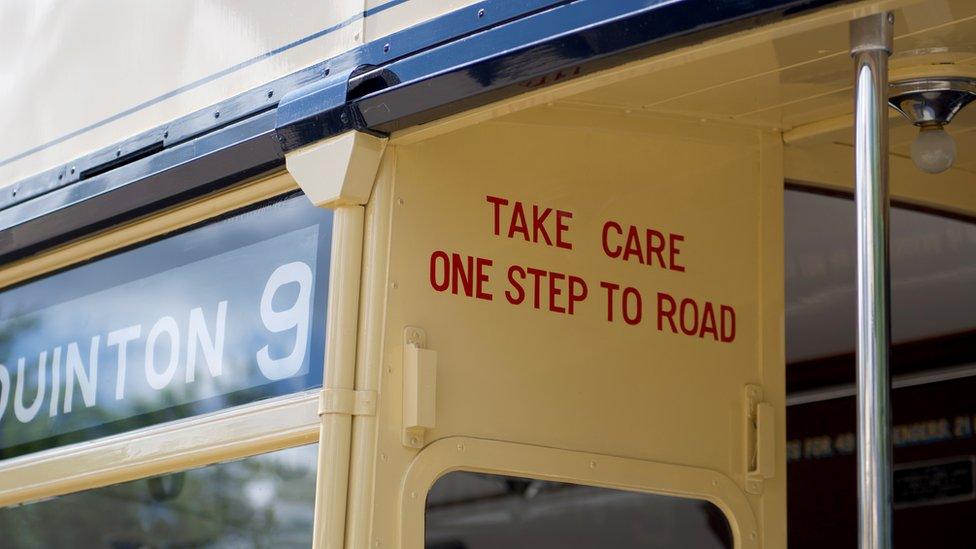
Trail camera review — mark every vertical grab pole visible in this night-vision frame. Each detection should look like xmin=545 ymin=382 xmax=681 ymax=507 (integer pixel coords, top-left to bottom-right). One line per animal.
xmin=850 ymin=12 xmax=894 ymax=549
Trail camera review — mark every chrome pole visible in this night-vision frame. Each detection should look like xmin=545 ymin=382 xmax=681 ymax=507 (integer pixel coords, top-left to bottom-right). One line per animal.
xmin=850 ymin=13 xmax=894 ymax=549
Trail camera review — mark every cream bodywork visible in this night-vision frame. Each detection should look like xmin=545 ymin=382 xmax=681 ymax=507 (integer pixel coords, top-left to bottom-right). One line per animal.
xmin=1 ymin=1 xmax=975 ymax=549
xmin=0 ymin=0 xmax=480 ymax=188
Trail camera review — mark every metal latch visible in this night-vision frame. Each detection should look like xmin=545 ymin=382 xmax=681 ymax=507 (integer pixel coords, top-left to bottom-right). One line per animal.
xmin=403 ymin=327 xmax=437 ymax=449
xmin=319 ymin=388 xmax=377 ymax=417
xmin=745 ymin=384 xmax=775 ymax=494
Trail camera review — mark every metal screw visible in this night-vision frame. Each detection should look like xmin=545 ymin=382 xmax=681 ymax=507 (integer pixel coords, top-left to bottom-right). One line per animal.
xmin=478 ymin=8 xmax=485 ymax=18
xmin=383 ymin=43 xmax=390 ymax=53
xmin=340 ymin=112 xmax=350 ymax=125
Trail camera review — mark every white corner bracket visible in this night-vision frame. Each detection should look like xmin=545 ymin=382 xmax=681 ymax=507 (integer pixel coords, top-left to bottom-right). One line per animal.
xmin=285 ymin=131 xmax=388 ymax=208
xmin=403 ymin=327 xmax=437 ymax=449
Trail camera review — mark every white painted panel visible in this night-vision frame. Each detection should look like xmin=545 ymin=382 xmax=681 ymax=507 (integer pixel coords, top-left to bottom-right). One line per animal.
xmin=0 ymin=0 xmax=364 ymax=188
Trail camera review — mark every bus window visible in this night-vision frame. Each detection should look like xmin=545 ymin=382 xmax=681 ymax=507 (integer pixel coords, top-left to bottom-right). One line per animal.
xmin=786 ymin=188 xmax=976 ymax=547
xmin=0 ymin=443 xmax=317 ymax=547
xmin=425 ymin=471 xmax=732 ymax=549
xmin=0 ymin=192 xmax=332 ymax=459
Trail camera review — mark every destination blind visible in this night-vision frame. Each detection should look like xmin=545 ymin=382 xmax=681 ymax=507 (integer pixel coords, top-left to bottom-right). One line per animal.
xmin=0 ymin=193 xmax=332 ymax=459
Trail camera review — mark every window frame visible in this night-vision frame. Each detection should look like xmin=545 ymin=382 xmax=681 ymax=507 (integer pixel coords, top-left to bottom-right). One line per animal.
xmin=401 ymin=436 xmax=758 ymax=549
xmin=0 ymin=170 xmax=322 ymax=507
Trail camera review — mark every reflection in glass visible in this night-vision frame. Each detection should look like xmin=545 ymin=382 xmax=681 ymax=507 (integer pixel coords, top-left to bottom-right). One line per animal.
xmin=0 ymin=193 xmax=332 ymax=459
xmin=426 ymin=471 xmax=733 ymax=548
xmin=0 ymin=444 xmax=317 ymax=548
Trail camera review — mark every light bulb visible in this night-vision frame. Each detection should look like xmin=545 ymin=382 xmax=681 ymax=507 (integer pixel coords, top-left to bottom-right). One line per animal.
xmin=910 ymin=126 xmax=956 ymax=174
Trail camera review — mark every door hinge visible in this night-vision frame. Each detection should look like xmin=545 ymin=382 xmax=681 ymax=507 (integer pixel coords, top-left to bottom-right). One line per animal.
xmin=745 ymin=384 xmax=776 ymax=495
xmin=319 ymin=388 xmax=377 ymax=417
xmin=403 ymin=327 xmax=437 ymax=449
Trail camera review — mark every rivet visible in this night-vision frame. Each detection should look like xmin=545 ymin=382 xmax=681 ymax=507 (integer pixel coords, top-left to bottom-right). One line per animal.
xmin=383 ymin=43 xmax=390 ymax=53
xmin=340 ymin=112 xmax=350 ymax=125
xmin=11 ymin=187 xmax=17 ymax=196
xmin=163 ymin=131 xmax=169 ymax=139
xmin=214 ymin=111 xmax=220 ymax=119
xmin=711 ymin=479 xmax=718 ymax=487
xmin=58 ymin=172 xmax=63 ymax=180
xmin=391 ymin=281 xmax=398 ymax=289
xmin=750 ymin=531 xmax=757 ymax=541
xmin=478 ymin=8 xmax=486 ymax=18
xmin=380 ymin=452 xmax=388 ymax=461
xmin=589 ymin=460 xmax=597 ymax=469
xmin=457 ymin=442 xmax=465 ymax=452
xmin=396 ymin=197 xmax=404 ymax=205
xmin=267 ymin=90 xmax=274 ymax=98
xmin=887 ymin=13 xmax=894 ymax=24
xmin=70 ymin=166 xmax=75 ymax=174
xmin=324 ymin=67 xmax=331 ymax=76
xmin=410 ymin=491 xmax=418 ymax=499
xmin=116 ymin=149 xmax=121 ymax=157
xmin=410 ymin=436 xmax=419 ymax=445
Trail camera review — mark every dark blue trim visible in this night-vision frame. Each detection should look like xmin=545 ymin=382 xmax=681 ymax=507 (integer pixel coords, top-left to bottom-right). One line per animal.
xmin=0 ymin=0 xmax=843 ymax=263
xmin=0 ymin=110 xmax=283 ymax=263
xmin=0 ymin=0 xmax=568 ymax=211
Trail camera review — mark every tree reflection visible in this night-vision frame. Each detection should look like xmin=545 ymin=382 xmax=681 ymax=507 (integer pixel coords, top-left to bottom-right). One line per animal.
xmin=0 ymin=444 xmax=317 ymax=548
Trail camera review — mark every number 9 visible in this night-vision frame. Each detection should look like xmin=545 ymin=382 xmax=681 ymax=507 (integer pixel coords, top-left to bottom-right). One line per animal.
xmin=257 ymin=261 xmax=313 ymax=380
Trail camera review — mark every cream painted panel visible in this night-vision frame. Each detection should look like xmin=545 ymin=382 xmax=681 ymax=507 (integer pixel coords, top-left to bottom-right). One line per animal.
xmin=0 ymin=0 xmax=363 ymax=187
xmin=364 ymin=0 xmax=480 ymax=42
xmin=785 ymin=142 xmax=976 ymax=216
xmin=368 ymin=115 xmax=786 ymax=546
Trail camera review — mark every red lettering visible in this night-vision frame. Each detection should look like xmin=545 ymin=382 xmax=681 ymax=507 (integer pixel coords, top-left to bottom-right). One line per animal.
xmin=622 ymin=226 xmax=643 ymax=263
xmin=506 ymin=265 xmax=526 ymax=305
xmin=700 ymin=302 xmax=718 ymax=340
xmin=508 ymin=202 xmax=530 ymax=240
xmin=555 ymin=210 xmax=573 ymax=250
xmin=532 ymin=206 xmax=553 ymax=246
xmin=429 ymin=251 xmax=450 ymax=292
xmin=431 ymin=251 xmax=492 ymax=300
xmin=721 ymin=305 xmax=736 ymax=343
xmin=646 ymin=229 xmax=666 ymax=268
xmin=451 ymin=254 xmax=473 ymax=296
xmin=657 ymin=292 xmax=678 ymax=333
xmin=622 ymin=287 xmax=642 ymax=326
xmin=602 ymin=221 xmax=622 ymax=258
xmin=548 ymin=271 xmax=565 ymax=313
xmin=475 ymin=257 xmax=493 ymax=301
xmin=568 ymin=276 xmax=587 ymax=315
xmin=525 ymin=267 xmax=546 ymax=309
xmin=601 ymin=281 xmax=619 ymax=322
xmin=670 ymin=233 xmax=685 ymax=272
xmin=679 ymin=298 xmax=699 ymax=335
xmin=485 ymin=195 xmax=508 ymax=236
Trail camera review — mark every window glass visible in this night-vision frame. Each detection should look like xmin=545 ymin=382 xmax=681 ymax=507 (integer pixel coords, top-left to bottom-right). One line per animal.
xmin=425 ymin=471 xmax=733 ymax=548
xmin=0 ymin=193 xmax=332 ymax=459
xmin=0 ymin=443 xmax=317 ymax=548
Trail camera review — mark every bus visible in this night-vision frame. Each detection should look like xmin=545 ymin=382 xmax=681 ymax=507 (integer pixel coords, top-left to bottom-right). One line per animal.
xmin=0 ymin=0 xmax=973 ymax=547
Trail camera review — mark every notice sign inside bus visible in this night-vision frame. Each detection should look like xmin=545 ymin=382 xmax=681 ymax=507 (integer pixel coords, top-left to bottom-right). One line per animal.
xmin=0 ymin=194 xmax=331 ymax=459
